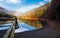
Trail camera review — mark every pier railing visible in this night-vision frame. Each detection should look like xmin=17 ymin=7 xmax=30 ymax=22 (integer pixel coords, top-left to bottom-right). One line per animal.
xmin=0 ymin=17 xmax=19 ymax=38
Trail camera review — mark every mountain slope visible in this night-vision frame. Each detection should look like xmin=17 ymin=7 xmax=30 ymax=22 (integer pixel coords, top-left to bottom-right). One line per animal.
xmin=19 ymin=3 xmax=51 ymax=28
xmin=0 ymin=7 xmax=15 ymax=21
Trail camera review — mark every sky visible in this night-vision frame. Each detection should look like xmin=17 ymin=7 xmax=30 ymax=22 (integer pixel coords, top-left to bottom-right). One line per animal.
xmin=0 ymin=0 xmax=51 ymax=12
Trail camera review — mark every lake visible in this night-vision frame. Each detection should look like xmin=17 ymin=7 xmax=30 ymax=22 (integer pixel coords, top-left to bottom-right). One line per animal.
xmin=15 ymin=21 xmax=37 ymax=33
xmin=0 ymin=21 xmax=36 ymax=33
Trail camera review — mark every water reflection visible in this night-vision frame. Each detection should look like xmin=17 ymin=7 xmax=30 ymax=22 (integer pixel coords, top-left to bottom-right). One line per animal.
xmin=15 ymin=21 xmax=36 ymax=33
xmin=0 ymin=21 xmax=36 ymax=33
xmin=0 ymin=26 xmax=10 ymax=30
xmin=0 ymin=23 xmax=13 ymax=30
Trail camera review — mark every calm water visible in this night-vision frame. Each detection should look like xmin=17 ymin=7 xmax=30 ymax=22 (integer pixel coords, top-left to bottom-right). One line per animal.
xmin=15 ymin=22 xmax=36 ymax=33
xmin=0 ymin=23 xmax=12 ymax=30
xmin=0 ymin=21 xmax=36 ymax=33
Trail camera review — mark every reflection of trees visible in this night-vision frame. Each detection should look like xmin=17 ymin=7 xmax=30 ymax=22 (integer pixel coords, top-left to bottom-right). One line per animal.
xmin=19 ymin=3 xmax=51 ymax=28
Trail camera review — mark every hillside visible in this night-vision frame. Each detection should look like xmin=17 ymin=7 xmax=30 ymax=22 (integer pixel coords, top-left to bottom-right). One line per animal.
xmin=18 ymin=3 xmax=51 ymax=28
xmin=0 ymin=7 xmax=15 ymax=21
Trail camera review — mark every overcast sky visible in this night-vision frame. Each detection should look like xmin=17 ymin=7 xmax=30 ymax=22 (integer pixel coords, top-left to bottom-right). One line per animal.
xmin=0 ymin=0 xmax=51 ymax=12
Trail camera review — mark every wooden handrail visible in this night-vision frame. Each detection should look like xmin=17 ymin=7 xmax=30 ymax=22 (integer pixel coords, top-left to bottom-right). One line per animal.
xmin=0 ymin=21 xmax=15 ymax=38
